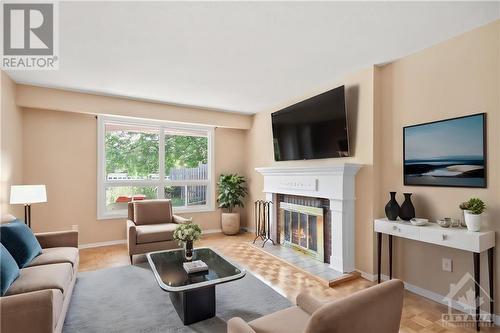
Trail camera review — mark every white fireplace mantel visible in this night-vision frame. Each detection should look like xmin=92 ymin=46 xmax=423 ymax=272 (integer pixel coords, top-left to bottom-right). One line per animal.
xmin=255 ymin=163 xmax=362 ymax=273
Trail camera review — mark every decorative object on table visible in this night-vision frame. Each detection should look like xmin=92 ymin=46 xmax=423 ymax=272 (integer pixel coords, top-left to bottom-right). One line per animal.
xmin=403 ymin=113 xmax=486 ymax=188
xmin=410 ymin=218 xmax=428 ymax=226
xmin=449 ymin=217 xmax=461 ymax=228
xmin=183 ymin=260 xmax=209 ymax=274
xmin=384 ymin=192 xmax=400 ymax=221
xmin=460 ymin=198 xmax=486 ymax=232
xmin=399 ymin=193 xmax=415 ymax=221
xmin=253 ymin=200 xmax=275 ymax=247
xmin=459 ymin=201 xmax=470 ymax=228
xmin=9 ymin=185 xmax=47 ymax=228
xmin=437 ymin=218 xmax=452 ymax=228
xmin=173 ymin=223 xmax=202 ymax=260
xmin=217 ymin=174 xmax=248 ymax=235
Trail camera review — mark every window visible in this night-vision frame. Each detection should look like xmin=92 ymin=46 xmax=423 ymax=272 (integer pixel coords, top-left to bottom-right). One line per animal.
xmin=97 ymin=116 xmax=214 ymax=219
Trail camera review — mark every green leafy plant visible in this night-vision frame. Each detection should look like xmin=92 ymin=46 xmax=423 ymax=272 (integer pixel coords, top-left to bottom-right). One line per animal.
xmin=217 ymin=174 xmax=247 ymax=213
xmin=462 ymin=198 xmax=486 ymax=215
xmin=173 ymin=223 xmax=202 ymax=242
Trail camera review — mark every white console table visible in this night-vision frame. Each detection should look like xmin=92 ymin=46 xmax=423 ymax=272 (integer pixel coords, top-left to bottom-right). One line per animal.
xmin=374 ymin=218 xmax=495 ymax=331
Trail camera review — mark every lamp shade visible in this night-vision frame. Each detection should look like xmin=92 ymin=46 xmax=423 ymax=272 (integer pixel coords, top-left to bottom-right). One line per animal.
xmin=10 ymin=185 xmax=47 ymax=205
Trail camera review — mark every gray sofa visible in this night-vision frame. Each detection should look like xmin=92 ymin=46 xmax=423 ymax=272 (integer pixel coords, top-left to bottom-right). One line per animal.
xmin=0 ymin=230 xmax=79 ymax=333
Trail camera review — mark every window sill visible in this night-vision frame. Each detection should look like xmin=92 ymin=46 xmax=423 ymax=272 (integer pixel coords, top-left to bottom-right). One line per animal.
xmin=97 ymin=205 xmax=216 ymax=220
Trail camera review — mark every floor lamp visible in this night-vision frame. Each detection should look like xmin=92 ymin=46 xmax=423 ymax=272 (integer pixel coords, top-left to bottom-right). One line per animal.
xmin=10 ymin=185 xmax=47 ymax=228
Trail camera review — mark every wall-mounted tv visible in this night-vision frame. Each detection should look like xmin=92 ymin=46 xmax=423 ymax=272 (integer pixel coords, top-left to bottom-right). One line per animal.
xmin=271 ymin=85 xmax=349 ymax=161
xmin=403 ymin=113 xmax=486 ymax=188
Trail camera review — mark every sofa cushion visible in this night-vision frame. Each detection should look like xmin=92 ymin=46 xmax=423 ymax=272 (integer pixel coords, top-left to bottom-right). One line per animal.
xmin=0 ymin=220 xmax=42 ymax=268
xmin=25 ymin=247 xmax=79 ymax=270
xmin=249 ymin=306 xmax=310 ymax=333
xmin=136 ymin=223 xmax=177 ymax=244
xmin=0 ymin=244 xmax=20 ymax=296
xmin=133 ymin=200 xmax=173 ymax=225
xmin=5 ymin=263 xmax=73 ymax=297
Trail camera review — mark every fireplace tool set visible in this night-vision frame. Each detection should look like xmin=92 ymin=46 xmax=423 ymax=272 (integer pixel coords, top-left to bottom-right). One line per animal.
xmin=253 ymin=200 xmax=275 ymax=247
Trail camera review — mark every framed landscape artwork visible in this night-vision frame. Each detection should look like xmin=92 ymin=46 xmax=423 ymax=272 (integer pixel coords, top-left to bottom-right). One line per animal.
xmin=403 ymin=113 xmax=486 ymax=188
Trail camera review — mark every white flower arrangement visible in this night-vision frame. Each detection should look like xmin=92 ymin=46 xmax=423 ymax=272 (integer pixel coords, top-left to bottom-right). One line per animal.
xmin=173 ymin=223 xmax=202 ymax=243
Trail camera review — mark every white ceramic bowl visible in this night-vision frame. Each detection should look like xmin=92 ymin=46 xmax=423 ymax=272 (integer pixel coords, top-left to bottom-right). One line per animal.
xmin=410 ymin=218 xmax=429 ymax=226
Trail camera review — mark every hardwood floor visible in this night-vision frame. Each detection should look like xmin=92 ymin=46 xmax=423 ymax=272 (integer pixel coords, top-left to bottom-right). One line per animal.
xmin=79 ymin=232 xmax=498 ymax=333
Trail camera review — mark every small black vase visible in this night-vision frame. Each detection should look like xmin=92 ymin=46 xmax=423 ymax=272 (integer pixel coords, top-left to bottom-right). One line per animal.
xmin=385 ymin=192 xmax=400 ymax=221
xmin=399 ymin=193 xmax=416 ymax=221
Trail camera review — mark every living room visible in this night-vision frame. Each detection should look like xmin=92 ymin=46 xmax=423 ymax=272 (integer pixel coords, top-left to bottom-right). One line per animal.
xmin=1 ymin=2 xmax=499 ymax=333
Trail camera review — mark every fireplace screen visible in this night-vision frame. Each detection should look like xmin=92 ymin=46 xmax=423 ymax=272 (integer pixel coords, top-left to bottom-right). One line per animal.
xmin=279 ymin=202 xmax=324 ymax=262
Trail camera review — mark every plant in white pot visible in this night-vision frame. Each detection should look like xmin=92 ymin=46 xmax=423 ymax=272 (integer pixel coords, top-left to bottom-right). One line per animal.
xmin=460 ymin=198 xmax=486 ymax=232
xmin=217 ymin=174 xmax=247 ymax=235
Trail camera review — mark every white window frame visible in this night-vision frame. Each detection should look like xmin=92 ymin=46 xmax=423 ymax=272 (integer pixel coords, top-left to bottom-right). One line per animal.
xmin=97 ymin=115 xmax=215 ymax=220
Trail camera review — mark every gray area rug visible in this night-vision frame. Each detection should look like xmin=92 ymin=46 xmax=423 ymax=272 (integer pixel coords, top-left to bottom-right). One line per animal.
xmin=63 ymin=263 xmax=291 ymax=333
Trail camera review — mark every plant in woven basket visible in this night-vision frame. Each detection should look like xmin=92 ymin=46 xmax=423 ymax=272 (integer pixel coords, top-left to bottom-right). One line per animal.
xmin=217 ymin=174 xmax=247 ymax=213
xmin=217 ymin=174 xmax=247 ymax=235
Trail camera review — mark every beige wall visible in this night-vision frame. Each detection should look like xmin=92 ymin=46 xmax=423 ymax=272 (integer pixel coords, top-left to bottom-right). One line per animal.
xmin=16 ymin=84 xmax=252 ymax=130
xmin=22 ymin=108 xmax=248 ymax=245
xmin=377 ymin=20 xmax=499 ymax=311
xmin=0 ymin=71 xmax=24 ymax=218
xmin=2 ymin=19 xmax=499 ymax=312
xmin=244 ymin=67 xmax=378 ymax=275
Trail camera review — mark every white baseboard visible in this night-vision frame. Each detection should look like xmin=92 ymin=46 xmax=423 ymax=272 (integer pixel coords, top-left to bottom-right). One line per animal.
xmin=203 ymin=228 xmax=223 ymax=234
xmin=79 ymin=239 xmax=126 ymax=249
xmin=78 ymin=228 xmax=234 ymax=249
xmin=355 ymin=269 xmax=377 ymax=282
xmin=355 ymin=270 xmax=498 ymax=326
xmin=241 ymin=227 xmax=255 ymax=233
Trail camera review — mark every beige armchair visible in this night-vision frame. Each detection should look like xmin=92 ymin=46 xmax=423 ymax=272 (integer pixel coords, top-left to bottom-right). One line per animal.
xmin=127 ymin=199 xmax=190 ymax=263
xmin=228 ymin=279 xmax=404 ymax=333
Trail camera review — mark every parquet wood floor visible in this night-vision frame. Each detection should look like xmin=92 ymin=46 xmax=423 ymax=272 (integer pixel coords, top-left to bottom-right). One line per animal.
xmin=79 ymin=232 xmax=499 ymax=333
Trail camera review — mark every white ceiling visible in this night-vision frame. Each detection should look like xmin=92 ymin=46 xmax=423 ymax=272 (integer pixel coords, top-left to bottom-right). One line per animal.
xmin=7 ymin=1 xmax=500 ymax=114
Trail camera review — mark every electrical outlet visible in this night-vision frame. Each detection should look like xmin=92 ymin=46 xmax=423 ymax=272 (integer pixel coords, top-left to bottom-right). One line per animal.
xmin=442 ymin=258 xmax=453 ymax=272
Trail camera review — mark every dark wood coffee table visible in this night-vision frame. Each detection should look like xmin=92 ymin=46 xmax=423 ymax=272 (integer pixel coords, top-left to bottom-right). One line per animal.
xmin=147 ymin=247 xmax=246 ymax=325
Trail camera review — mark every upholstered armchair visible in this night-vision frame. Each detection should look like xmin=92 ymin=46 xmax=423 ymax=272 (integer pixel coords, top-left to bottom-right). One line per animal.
xmin=227 ymin=279 xmax=404 ymax=333
xmin=127 ymin=199 xmax=191 ymax=263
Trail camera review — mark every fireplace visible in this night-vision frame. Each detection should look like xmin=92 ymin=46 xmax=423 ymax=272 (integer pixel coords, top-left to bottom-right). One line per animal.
xmin=279 ymin=202 xmax=324 ymax=262
xmin=255 ymin=164 xmax=361 ymax=273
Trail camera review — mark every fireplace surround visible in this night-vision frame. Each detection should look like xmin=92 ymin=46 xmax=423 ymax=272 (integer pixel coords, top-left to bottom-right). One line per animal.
xmin=255 ymin=164 xmax=361 ymax=273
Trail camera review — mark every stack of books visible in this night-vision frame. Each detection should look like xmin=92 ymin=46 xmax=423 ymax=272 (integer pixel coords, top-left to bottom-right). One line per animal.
xmin=183 ymin=260 xmax=209 ymax=274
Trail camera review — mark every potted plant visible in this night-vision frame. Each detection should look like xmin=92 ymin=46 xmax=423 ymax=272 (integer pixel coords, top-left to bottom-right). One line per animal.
xmin=460 ymin=198 xmax=486 ymax=232
xmin=217 ymin=174 xmax=247 ymax=235
xmin=173 ymin=223 xmax=202 ymax=260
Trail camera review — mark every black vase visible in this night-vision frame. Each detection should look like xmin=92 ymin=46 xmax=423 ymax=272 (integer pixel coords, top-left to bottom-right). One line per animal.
xmin=399 ymin=193 xmax=416 ymax=221
xmin=384 ymin=192 xmax=400 ymax=221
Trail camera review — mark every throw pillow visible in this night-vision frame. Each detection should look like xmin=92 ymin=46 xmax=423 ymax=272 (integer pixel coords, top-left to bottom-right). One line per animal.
xmin=0 ymin=220 xmax=42 ymax=268
xmin=0 ymin=243 xmax=20 ymax=295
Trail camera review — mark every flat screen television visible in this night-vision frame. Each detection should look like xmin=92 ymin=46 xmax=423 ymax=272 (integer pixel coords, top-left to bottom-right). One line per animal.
xmin=403 ymin=113 xmax=486 ymax=188
xmin=271 ymin=85 xmax=349 ymax=161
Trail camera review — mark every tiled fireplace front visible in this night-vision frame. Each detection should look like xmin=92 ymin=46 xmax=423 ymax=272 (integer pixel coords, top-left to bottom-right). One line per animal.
xmin=276 ymin=194 xmax=331 ymax=264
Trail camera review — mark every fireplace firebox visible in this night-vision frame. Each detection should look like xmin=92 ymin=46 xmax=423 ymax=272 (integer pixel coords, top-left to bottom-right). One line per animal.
xmin=279 ymin=202 xmax=324 ymax=262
